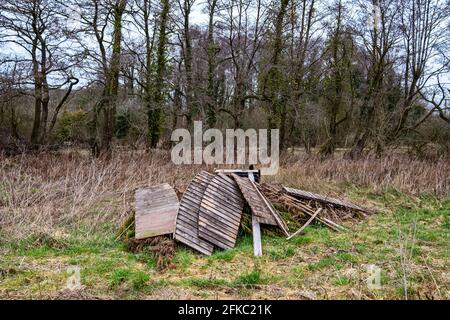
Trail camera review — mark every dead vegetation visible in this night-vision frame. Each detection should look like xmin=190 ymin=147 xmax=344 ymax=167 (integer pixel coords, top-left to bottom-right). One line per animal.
xmin=126 ymin=237 xmax=176 ymax=271
xmin=260 ymin=184 xmax=371 ymax=225
xmin=0 ymin=149 xmax=448 ymax=240
xmin=277 ymin=153 xmax=450 ymax=197
xmin=0 ymin=149 xmax=448 ymax=300
xmin=50 ymin=288 xmax=107 ymax=300
xmin=0 ymin=150 xmax=201 ymax=240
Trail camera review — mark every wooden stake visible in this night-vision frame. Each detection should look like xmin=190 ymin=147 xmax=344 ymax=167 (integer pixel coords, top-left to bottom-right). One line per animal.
xmin=249 ymin=172 xmax=262 ymax=257
xmin=252 ymin=214 xmax=262 ymax=257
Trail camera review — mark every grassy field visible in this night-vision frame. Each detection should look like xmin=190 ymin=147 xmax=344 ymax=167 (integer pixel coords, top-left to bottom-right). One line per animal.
xmin=0 ymin=150 xmax=449 ymax=299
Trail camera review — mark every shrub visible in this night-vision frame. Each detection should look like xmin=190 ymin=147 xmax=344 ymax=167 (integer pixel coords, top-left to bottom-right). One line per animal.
xmin=115 ymin=110 xmax=131 ymax=139
xmin=54 ymin=109 xmax=88 ymax=143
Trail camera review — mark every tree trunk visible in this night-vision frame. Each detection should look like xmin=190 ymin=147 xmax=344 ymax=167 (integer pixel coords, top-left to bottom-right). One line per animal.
xmin=91 ymin=0 xmax=127 ymax=158
xmin=148 ymin=0 xmax=170 ymax=148
xmin=206 ymin=0 xmax=218 ymax=128
xmin=261 ymin=0 xmax=289 ymax=150
xmin=183 ymin=0 xmax=195 ymax=128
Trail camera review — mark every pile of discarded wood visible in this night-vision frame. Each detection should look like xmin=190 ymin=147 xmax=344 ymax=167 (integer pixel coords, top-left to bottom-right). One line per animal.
xmin=133 ymin=170 xmax=374 ymax=257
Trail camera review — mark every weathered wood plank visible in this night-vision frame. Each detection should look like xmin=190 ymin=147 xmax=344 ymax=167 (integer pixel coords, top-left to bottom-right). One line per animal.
xmin=198 ymin=174 xmax=245 ymax=250
xmin=232 ymin=174 xmax=278 ymax=226
xmin=253 ymin=182 xmax=290 ymax=236
xmin=174 ymin=171 xmax=215 ymax=255
xmin=135 ymin=184 xmax=179 ymax=239
xmin=248 ymin=172 xmax=262 ymax=257
xmin=283 ymin=186 xmax=372 ymax=213
xmin=214 ymin=169 xmax=261 ymax=183
xmin=175 ymin=228 xmax=214 ymax=255
xmin=252 ymin=215 xmax=262 ymax=257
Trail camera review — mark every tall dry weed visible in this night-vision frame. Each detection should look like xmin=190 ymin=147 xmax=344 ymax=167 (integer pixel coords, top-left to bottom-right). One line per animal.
xmin=275 ymin=153 xmax=449 ymax=197
xmin=0 ymin=150 xmax=202 ymax=239
xmin=0 ymin=149 xmax=448 ymax=240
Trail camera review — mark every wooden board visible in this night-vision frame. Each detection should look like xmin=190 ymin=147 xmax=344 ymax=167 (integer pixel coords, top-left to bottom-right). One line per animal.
xmin=215 ymin=169 xmax=261 ymax=183
xmin=198 ymin=174 xmax=245 ymax=250
xmin=135 ymin=184 xmax=179 ymax=239
xmin=283 ymin=186 xmax=371 ymax=213
xmin=232 ymin=174 xmax=290 ymax=236
xmin=232 ymin=174 xmax=277 ymax=226
xmin=174 ymin=171 xmax=215 ymax=255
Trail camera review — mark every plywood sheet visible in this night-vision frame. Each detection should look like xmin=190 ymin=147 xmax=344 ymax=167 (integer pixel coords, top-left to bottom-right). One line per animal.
xmin=174 ymin=171 xmax=215 ymax=255
xmin=198 ymin=174 xmax=245 ymax=250
xmin=135 ymin=183 xmax=179 ymax=239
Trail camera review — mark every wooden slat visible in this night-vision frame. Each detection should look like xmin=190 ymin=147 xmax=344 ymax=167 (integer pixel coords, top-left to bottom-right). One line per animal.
xmin=174 ymin=171 xmax=215 ymax=255
xmin=234 ymin=174 xmax=290 ymax=233
xmin=283 ymin=186 xmax=372 ymax=213
xmin=252 ymin=215 xmax=262 ymax=257
xmin=214 ymin=169 xmax=261 ymax=183
xmin=259 ymin=184 xmax=345 ymax=232
xmin=253 ymin=181 xmax=290 ymax=236
xmin=135 ymin=184 xmax=179 ymax=239
xmin=232 ymin=174 xmax=278 ymax=226
xmin=198 ymin=174 xmax=244 ymax=250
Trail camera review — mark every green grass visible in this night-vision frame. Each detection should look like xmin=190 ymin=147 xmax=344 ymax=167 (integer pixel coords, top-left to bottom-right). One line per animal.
xmin=308 ymin=256 xmax=339 ymax=271
xmin=132 ymin=252 xmax=157 ymax=269
xmin=208 ymin=249 xmax=237 ymax=262
xmin=234 ymin=266 xmax=265 ymax=286
xmin=1 ymin=189 xmax=448 ymax=299
xmin=267 ymin=246 xmax=296 ymax=260
xmin=333 ymin=276 xmax=351 ymax=286
xmin=184 ymin=277 xmax=229 ymax=289
xmin=290 ymin=235 xmax=313 ymax=245
xmin=173 ymin=248 xmax=195 ymax=270
xmin=110 ymin=268 xmax=150 ymax=290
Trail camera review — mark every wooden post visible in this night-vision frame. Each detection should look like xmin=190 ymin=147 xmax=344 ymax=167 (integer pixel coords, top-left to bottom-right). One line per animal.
xmin=251 ymin=215 xmax=262 ymax=257
xmin=249 ymin=172 xmax=262 ymax=257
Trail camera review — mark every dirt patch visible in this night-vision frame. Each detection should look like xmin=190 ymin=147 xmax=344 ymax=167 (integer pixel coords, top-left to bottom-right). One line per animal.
xmin=51 ymin=288 xmax=108 ymax=300
xmin=0 ymin=268 xmax=17 ymax=281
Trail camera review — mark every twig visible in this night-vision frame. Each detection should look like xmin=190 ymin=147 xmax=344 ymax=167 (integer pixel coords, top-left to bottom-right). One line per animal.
xmin=287 ymin=208 xmax=322 ymax=240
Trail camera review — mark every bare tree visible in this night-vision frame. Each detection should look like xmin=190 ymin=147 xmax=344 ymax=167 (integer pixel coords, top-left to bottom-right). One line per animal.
xmin=319 ymin=0 xmax=355 ymax=157
xmin=260 ymin=0 xmax=290 ymax=148
xmin=205 ymin=0 xmax=267 ymax=128
xmin=73 ymin=0 xmax=127 ymax=157
xmin=0 ymin=0 xmax=79 ymax=145
xmin=393 ymin=0 xmax=450 ymax=136
xmin=285 ymin=0 xmax=322 ymax=151
xmin=177 ymin=0 xmax=197 ymax=127
xmin=205 ymin=0 xmax=219 ymax=128
xmin=348 ymin=0 xmax=401 ymax=157
xmin=417 ymin=78 xmax=450 ymax=125
xmin=126 ymin=0 xmax=159 ymax=143
xmin=148 ymin=0 xmax=171 ymax=148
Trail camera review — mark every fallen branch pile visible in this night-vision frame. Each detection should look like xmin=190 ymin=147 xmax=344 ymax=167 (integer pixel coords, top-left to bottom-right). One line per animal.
xmin=258 ymin=184 xmax=346 ymax=232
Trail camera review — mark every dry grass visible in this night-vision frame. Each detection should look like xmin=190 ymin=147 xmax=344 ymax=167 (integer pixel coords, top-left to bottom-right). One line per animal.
xmin=275 ymin=153 xmax=450 ymax=197
xmin=1 ymin=149 xmax=448 ymax=241
xmin=0 ymin=150 xmax=203 ymax=240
